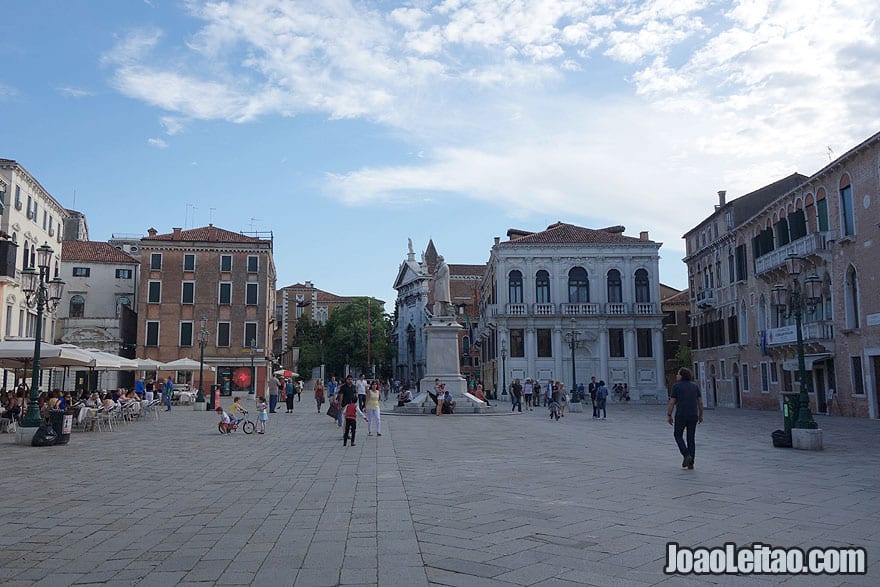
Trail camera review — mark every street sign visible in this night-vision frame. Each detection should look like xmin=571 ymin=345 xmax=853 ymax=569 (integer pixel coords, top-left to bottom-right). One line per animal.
xmin=241 ymin=348 xmax=265 ymax=354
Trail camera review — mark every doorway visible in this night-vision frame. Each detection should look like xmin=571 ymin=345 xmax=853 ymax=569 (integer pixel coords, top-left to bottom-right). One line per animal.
xmin=814 ymin=366 xmax=827 ymax=414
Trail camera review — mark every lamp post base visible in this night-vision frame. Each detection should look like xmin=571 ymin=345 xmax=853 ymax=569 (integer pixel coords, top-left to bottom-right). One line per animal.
xmin=193 ymin=401 xmax=207 ymax=411
xmin=15 ymin=425 xmax=38 ymax=446
xmin=792 ymin=428 xmax=823 ymax=451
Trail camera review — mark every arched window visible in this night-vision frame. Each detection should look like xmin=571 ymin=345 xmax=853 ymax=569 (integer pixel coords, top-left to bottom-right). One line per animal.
xmin=845 ymin=265 xmax=860 ymax=329
xmin=739 ymin=301 xmax=749 ymax=345
xmin=634 ymin=269 xmax=650 ymax=303
xmin=567 ymin=267 xmax=588 ymax=303
xmin=69 ymin=294 xmax=85 ymax=318
xmin=758 ymin=295 xmax=766 ymax=331
xmin=462 ymin=335 xmax=470 ymax=355
xmin=21 ymin=241 xmax=28 ymax=269
xmin=29 ymin=244 xmax=35 ymax=268
xmin=840 ymin=175 xmax=855 ymax=236
xmin=607 ymin=269 xmax=622 ymax=303
xmin=508 ymin=270 xmax=523 ymax=304
xmin=535 ymin=270 xmax=551 ymax=304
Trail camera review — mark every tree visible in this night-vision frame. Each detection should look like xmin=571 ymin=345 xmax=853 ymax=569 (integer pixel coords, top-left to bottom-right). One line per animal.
xmin=323 ymin=297 xmax=394 ymax=379
xmin=294 ymin=318 xmax=325 ymax=378
xmin=674 ymin=344 xmax=693 ymax=372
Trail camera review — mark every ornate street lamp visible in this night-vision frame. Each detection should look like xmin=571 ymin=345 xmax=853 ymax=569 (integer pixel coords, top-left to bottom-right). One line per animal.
xmin=564 ymin=318 xmax=582 ymax=402
xmin=20 ymin=243 xmax=65 ymax=428
xmin=197 ymin=317 xmax=209 ymax=407
xmin=771 ymin=254 xmax=823 ymax=429
xmin=500 ymin=338 xmax=507 ymax=400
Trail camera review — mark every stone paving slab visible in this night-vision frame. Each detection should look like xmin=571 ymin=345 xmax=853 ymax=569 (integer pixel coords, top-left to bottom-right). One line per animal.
xmin=0 ymin=401 xmax=878 ymax=586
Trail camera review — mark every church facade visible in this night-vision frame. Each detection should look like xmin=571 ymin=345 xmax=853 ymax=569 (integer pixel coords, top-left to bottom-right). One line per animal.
xmin=391 ymin=240 xmax=483 ymax=387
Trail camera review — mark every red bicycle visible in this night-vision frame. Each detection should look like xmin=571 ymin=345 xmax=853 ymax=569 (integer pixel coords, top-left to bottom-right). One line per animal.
xmin=219 ymin=410 xmax=255 ymax=434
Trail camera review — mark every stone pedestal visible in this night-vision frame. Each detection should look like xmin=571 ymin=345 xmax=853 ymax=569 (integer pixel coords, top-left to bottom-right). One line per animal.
xmin=193 ymin=402 xmax=206 ymax=411
xmin=419 ymin=319 xmax=467 ymax=398
xmin=792 ymin=428 xmax=824 ymax=451
xmin=569 ymin=402 xmax=583 ymax=413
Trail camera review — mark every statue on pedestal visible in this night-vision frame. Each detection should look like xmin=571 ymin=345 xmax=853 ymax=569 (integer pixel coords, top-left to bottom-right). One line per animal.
xmin=432 ymin=255 xmax=451 ymax=318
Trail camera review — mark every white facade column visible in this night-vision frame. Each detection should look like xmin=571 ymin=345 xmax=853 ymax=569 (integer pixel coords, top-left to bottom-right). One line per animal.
xmin=553 ymin=326 xmax=563 ymax=381
xmin=653 ymin=327 xmax=665 ymax=392
xmin=625 ymin=328 xmax=636 ymax=386
xmin=526 ymin=326 xmax=536 ymax=378
xmin=599 ymin=329 xmax=609 ymax=381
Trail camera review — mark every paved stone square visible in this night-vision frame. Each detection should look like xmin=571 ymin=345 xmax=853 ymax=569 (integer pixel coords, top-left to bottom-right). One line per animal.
xmin=1 ymin=399 xmax=878 ymax=586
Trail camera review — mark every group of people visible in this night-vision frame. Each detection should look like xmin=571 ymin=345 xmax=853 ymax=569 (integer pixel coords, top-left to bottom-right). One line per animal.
xmin=323 ymin=374 xmax=381 ymax=446
xmin=507 ymin=378 xmax=571 ymax=416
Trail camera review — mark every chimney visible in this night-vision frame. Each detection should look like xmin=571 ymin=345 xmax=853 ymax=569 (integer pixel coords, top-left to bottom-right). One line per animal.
xmin=147 ymin=227 xmax=157 ymax=237
xmin=172 ymin=227 xmax=182 ymax=239
xmin=718 ymin=190 xmax=726 ymax=206
xmin=493 ymin=237 xmax=500 ymax=245
xmin=639 ymin=231 xmax=649 ymax=241
xmin=305 ymin=280 xmax=313 ymax=289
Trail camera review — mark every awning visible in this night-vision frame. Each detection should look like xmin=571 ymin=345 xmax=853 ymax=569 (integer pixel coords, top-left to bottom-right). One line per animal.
xmin=782 ymin=354 xmax=832 ymax=371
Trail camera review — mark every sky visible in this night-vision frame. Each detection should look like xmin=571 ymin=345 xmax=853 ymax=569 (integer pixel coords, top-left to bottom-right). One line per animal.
xmin=2 ymin=0 xmax=879 ymax=309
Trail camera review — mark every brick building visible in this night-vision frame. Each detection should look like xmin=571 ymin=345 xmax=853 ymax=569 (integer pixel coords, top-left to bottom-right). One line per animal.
xmin=274 ymin=281 xmax=357 ymax=374
xmin=660 ymin=286 xmax=690 ymax=391
xmin=683 ymin=130 xmax=880 ymax=417
xmin=136 ymin=225 xmax=276 ymax=396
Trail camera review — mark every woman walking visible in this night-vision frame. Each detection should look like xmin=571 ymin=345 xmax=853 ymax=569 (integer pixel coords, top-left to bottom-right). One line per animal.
xmin=366 ymin=381 xmax=382 ymax=436
xmin=314 ymin=379 xmax=325 ymax=413
xmin=284 ymin=378 xmax=295 ymax=413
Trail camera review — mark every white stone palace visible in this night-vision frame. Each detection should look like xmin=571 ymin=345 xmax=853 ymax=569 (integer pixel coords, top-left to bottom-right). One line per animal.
xmin=475 ymin=222 xmax=667 ymax=402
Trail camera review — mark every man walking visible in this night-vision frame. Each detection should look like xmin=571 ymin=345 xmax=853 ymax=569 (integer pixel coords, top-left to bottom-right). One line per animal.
xmin=268 ymin=374 xmax=280 ymax=413
xmin=356 ymin=373 xmax=368 ymax=411
xmin=667 ymin=368 xmax=703 ymax=469
xmin=338 ymin=375 xmax=357 ymax=428
xmin=588 ymin=376 xmax=599 ymax=419
xmin=510 ymin=378 xmax=523 ymax=413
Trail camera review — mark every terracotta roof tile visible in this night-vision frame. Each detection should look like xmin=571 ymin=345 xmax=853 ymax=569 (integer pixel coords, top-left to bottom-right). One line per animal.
xmin=661 ymin=289 xmax=690 ymax=305
xmin=61 ymin=241 xmax=139 ymax=264
xmin=450 ymin=264 xmax=486 ymax=277
xmin=144 ymin=225 xmax=267 ymax=243
xmin=502 ymin=222 xmax=651 ymax=245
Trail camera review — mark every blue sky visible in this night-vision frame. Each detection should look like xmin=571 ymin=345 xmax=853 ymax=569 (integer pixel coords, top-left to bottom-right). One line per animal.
xmin=2 ymin=0 xmax=879 ymax=308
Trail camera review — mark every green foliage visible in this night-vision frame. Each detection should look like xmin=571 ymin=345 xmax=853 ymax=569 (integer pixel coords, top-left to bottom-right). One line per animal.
xmin=674 ymin=344 xmax=693 ymax=371
xmin=297 ymin=298 xmax=394 ymax=380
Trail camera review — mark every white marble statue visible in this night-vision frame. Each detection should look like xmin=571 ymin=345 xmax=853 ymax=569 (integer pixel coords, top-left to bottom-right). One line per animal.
xmin=433 ymin=255 xmax=451 ymax=317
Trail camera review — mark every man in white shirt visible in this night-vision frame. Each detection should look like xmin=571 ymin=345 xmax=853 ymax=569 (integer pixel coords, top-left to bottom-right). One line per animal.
xmin=356 ymin=374 xmax=369 ymax=410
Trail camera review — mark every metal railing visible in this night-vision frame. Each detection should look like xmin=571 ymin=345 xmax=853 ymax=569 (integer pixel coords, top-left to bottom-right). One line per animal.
xmin=755 ymin=232 xmax=831 ymax=275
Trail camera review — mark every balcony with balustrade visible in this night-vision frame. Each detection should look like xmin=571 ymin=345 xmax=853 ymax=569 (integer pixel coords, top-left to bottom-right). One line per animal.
xmin=561 ymin=303 xmax=599 ymax=316
xmin=695 ymin=288 xmax=716 ymax=308
xmin=532 ymin=303 xmax=556 ymax=316
xmin=755 ymin=232 xmax=833 ymax=276
xmin=765 ymin=321 xmax=834 ymax=346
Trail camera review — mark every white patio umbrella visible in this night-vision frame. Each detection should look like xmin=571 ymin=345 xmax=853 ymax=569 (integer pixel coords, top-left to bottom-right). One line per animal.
xmin=0 ymin=340 xmax=93 ymax=369
xmin=135 ymin=358 xmax=163 ymax=371
xmin=159 ymin=357 xmax=215 ymax=371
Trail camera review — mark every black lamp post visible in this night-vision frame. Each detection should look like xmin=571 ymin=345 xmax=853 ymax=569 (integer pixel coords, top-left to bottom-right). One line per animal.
xmin=20 ymin=243 xmax=65 ymax=428
xmin=771 ymin=254 xmax=822 ymax=430
xmin=248 ymin=338 xmax=257 ymax=396
xmin=564 ymin=318 xmax=582 ymax=402
xmin=197 ymin=317 xmax=209 ymax=407
xmin=500 ymin=338 xmax=507 ymax=400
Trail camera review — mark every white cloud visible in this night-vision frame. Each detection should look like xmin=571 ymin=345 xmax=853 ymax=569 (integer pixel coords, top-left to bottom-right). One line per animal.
xmin=104 ymin=0 xmax=880 ymax=249
xmin=0 ymin=83 xmax=16 ymax=100
xmin=147 ymin=137 xmax=168 ymax=148
xmin=160 ymin=116 xmax=186 ymax=135
xmin=56 ymin=86 xmax=95 ymax=98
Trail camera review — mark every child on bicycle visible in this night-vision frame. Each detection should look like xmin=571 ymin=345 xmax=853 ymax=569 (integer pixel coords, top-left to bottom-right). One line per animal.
xmin=228 ymin=396 xmax=246 ymax=424
xmin=216 ymin=406 xmax=232 ymax=433
xmin=256 ymin=396 xmax=269 ymax=434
